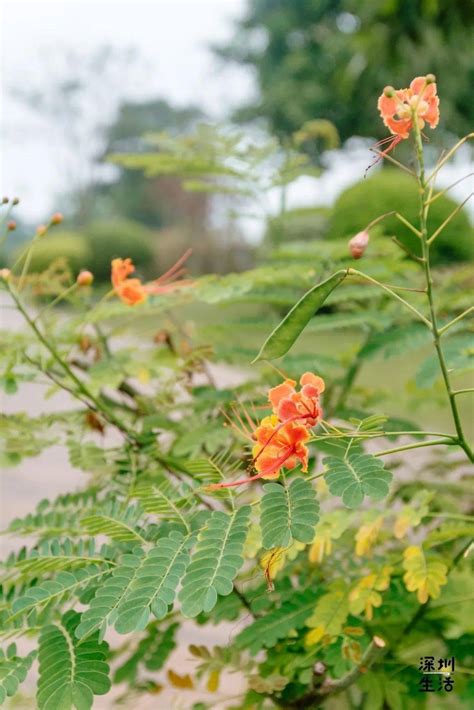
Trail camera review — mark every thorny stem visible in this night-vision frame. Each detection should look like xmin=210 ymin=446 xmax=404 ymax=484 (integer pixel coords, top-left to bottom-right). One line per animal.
xmin=414 ymin=125 xmax=473 ymax=462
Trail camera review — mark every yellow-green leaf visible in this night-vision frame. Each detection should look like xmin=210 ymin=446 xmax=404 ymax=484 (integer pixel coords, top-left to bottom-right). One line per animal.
xmin=402 ymin=546 xmax=448 ymax=604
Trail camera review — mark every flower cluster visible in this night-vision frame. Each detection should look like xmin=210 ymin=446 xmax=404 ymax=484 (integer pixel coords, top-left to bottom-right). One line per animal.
xmin=378 ymin=74 xmax=439 ymax=140
xmin=212 ymin=372 xmax=324 ymax=488
xmin=111 ymin=249 xmax=193 ymax=306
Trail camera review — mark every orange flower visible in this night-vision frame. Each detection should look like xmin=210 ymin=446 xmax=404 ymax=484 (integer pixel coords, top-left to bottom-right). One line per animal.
xmin=268 ymin=372 xmax=325 ymax=428
xmin=111 ymin=250 xmax=193 ymax=306
xmin=252 ymin=416 xmax=310 ymax=479
xmin=207 ymin=415 xmax=310 ymax=489
xmin=377 ymin=75 xmax=439 ymax=140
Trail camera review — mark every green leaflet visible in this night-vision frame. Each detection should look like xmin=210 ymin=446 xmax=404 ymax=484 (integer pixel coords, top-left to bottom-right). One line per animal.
xmin=235 ymin=589 xmax=316 ymax=655
xmin=179 ymin=506 xmax=251 ymax=618
xmin=75 ymin=532 xmax=191 ymax=639
xmin=10 ymin=565 xmax=111 ymax=622
xmin=0 ymin=645 xmax=36 ymax=705
xmin=253 ymin=270 xmax=347 ymax=361
xmin=80 ymin=502 xmax=146 ymax=544
xmin=114 ymin=622 xmax=178 ymax=684
xmin=132 ymin=477 xmax=190 ymax=532
xmin=261 ymin=478 xmax=320 ymax=549
xmin=37 ymin=610 xmax=110 ymax=710
xmin=324 ymin=454 xmax=392 ymax=508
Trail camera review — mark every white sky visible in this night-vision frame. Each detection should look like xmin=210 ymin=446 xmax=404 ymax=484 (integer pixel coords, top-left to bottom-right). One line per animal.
xmin=0 ymin=0 xmax=254 ymax=220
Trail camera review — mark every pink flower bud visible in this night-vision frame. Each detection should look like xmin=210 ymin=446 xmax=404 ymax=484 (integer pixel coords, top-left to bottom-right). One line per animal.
xmin=36 ymin=224 xmax=47 ymax=236
xmin=0 ymin=268 xmax=11 ymax=281
xmin=7 ymin=220 xmax=16 ymax=231
xmin=77 ymin=270 xmax=94 ymax=286
xmin=348 ymin=231 xmax=370 ymax=259
xmin=51 ymin=212 xmax=64 ymax=225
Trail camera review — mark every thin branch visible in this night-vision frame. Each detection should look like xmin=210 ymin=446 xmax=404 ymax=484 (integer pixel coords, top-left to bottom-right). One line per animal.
xmin=373 ymin=438 xmax=457 ymax=458
xmin=427 ymin=192 xmax=473 ymax=244
xmin=438 ymin=306 xmax=474 ymax=335
xmin=427 ymin=172 xmax=474 ymax=205
xmin=426 ymin=133 xmax=474 ymax=184
xmin=347 ymin=269 xmax=432 ymax=327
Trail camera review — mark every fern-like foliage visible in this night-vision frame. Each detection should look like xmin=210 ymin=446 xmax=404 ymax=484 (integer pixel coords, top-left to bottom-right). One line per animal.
xmin=179 ymin=507 xmax=251 ymax=618
xmin=0 ymin=644 xmax=35 ymax=704
xmin=260 ymin=478 xmax=320 ymax=549
xmin=76 ymin=531 xmax=191 ymax=639
xmin=80 ymin=502 xmax=147 ymax=543
xmin=3 ymin=539 xmax=111 ymax=587
xmin=114 ymin=621 xmax=178 ymax=684
xmin=132 ymin=476 xmax=191 ymax=532
xmin=324 ymin=454 xmax=392 ymax=508
xmin=235 ymin=589 xmax=315 ymax=655
xmin=37 ymin=610 xmax=110 ymax=710
xmin=10 ymin=564 xmax=112 ymax=624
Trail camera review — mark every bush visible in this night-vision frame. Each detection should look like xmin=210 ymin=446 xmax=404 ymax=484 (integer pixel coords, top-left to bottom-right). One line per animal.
xmin=15 ymin=232 xmax=92 ymax=275
xmin=82 ymin=219 xmax=154 ymax=282
xmin=328 ymin=169 xmax=473 ymax=263
xmin=266 ymin=206 xmax=330 ymax=245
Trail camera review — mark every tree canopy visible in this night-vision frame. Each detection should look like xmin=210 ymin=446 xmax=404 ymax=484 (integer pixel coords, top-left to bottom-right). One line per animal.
xmin=216 ymin=0 xmax=474 ymax=142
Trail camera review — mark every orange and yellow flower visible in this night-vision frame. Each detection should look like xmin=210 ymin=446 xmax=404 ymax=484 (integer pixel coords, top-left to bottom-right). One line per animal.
xmin=111 ymin=249 xmax=193 ymax=306
xmin=208 ymin=372 xmax=324 ymax=489
xmin=377 ymin=75 xmax=439 ymax=140
xmin=252 ymin=415 xmax=310 ymax=479
xmin=268 ymin=372 xmax=324 ymax=428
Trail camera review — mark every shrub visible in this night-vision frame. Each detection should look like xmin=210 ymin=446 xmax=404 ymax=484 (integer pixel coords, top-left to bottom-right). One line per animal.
xmin=266 ymin=206 xmax=330 ymax=245
xmin=15 ymin=232 xmax=92 ymax=275
xmin=328 ymin=169 xmax=473 ymax=263
xmin=82 ymin=219 xmax=154 ymax=282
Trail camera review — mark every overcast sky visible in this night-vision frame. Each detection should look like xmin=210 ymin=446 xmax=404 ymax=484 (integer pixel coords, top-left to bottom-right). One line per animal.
xmin=1 ymin=0 xmax=253 ymax=220
xmin=1 ymin=0 xmax=471 ymax=228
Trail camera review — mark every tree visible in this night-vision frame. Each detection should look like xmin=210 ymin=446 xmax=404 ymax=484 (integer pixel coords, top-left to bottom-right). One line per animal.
xmin=216 ymin=0 xmax=474 ymax=142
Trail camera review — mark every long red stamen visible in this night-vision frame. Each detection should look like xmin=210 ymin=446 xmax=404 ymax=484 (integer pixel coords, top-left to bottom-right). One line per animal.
xmin=156 ymin=249 xmax=192 ymax=284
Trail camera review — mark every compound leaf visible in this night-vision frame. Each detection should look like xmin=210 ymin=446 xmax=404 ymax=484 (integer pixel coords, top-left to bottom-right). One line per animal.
xmin=261 ymin=478 xmax=320 ymax=549
xmin=179 ymin=506 xmax=251 ymax=618
xmin=76 ymin=532 xmax=191 ymax=639
xmin=37 ymin=610 xmax=110 ymax=710
xmin=0 ymin=645 xmax=36 ymax=705
xmin=324 ymin=454 xmax=392 ymax=508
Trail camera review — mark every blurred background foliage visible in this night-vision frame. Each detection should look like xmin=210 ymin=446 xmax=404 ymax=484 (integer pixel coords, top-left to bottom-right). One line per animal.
xmin=216 ymin=0 xmax=474 ymax=142
xmin=4 ymin=0 xmax=473 ymax=280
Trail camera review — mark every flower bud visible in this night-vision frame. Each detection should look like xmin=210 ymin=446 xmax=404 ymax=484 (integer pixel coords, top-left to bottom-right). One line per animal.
xmin=77 ymin=270 xmax=93 ymax=286
xmin=7 ymin=220 xmax=16 ymax=231
xmin=36 ymin=224 xmax=47 ymax=237
xmin=12 ymin=197 xmax=19 ymax=205
xmin=2 ymin=197 xmax=8 ymax=204
xmin=0 ymin=268 xmax=11 ymax=281
xmin=51 ymin=212 xmax=64 ymax=225
xmin=348 ymin=230 xmax=370 ymax=259
xmin=383 ymin=85 xmax=395 ymax=98
xmin=425 ymin=73 xmax=436 ymax=84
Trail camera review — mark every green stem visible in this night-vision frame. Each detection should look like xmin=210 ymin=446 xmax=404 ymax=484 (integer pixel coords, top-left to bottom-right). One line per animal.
xmin=438 ymin=306 xmax=474 ymax=335
xmin=373 ymin=438 xmax=457 ymax=458
xmin=348 ymin=269 xmax=431 ymax=327
xmin=6 ymin=282 xmax=133 ymax=442
xmin=414 ymin=127 xmax=473 ymax=462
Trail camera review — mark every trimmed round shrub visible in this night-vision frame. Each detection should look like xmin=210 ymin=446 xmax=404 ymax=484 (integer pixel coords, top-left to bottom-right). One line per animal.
xmin=82 ymin=220 xmax=154 ymax=282
xmin=327 ymin=170 xmax=473 ymax=263
xmin=17 ymin=232 xmax=92 ymax=275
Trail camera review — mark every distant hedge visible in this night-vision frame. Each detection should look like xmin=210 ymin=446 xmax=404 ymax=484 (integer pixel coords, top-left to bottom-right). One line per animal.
xmin=327 ymin=170 xmax=473 ymax=263
xmin=82 ymin=220 xmax=154 ymax=282
xmin=19 ymin=232 xmax=92 ymax=275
